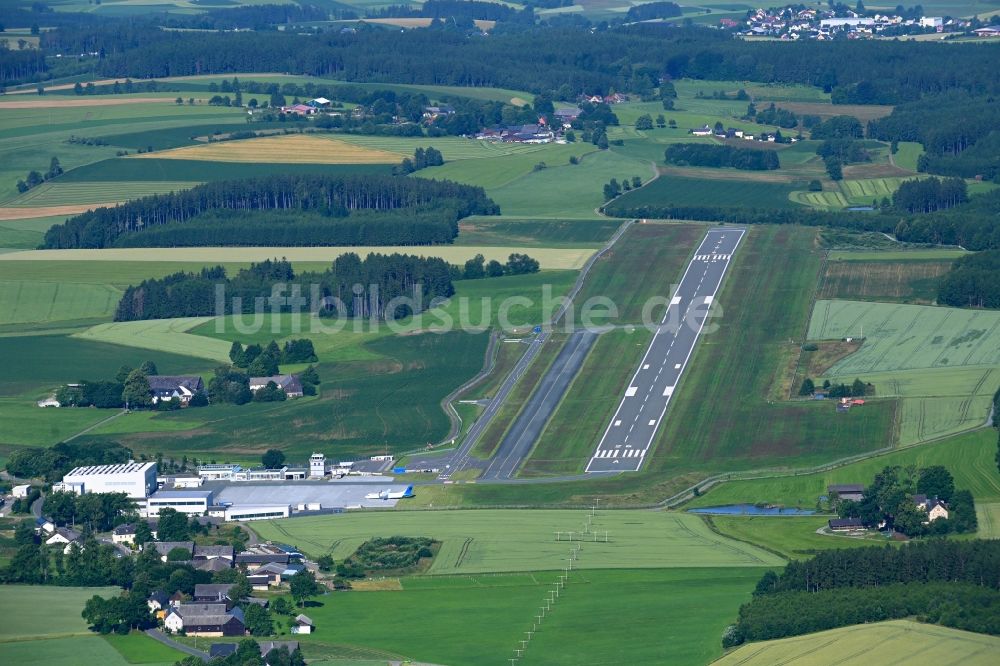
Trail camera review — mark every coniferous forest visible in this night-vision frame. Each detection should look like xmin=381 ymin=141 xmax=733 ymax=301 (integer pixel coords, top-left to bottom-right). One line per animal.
xmin=42 ymin=175 xmax=498 ymax=249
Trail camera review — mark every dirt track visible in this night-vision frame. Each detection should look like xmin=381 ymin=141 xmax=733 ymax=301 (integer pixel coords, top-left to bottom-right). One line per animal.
xmin=0 ymin=97 xmax=178 ymax=109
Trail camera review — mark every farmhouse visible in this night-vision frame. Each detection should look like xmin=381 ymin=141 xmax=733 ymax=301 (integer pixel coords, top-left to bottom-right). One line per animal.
xmin=147 ymin=591 xmax=170 ymax=618
xmin=914 ymin=495 xmax=949 ymax=521
xmin=165 ymin=603 xmax=245 ymax=637
xmin=194 ymin=583 xmax=236 ymax=604
xmin=194 ymin=544 xmax=235 ymax=562
xmin=291 ymin=614 xmax=314 ymax=634
xmin=260 ymin=641 xmax=301 ymax=663
xmin=249 ymin=374 xmax=304 ymax=398
xmin=56 ymin=461 xmax=158 ymax=499
xmin=194 ymin=558 xmax=233 ymax=573
xmin=148 ymin=376 xmax=204 ymax=405
xmin=828 ymin=518 xmax=864 ymax=532
xmin=690 ymin=125 xmax=713 ymax=136
xmin=828 ymin=484 xmax=865 ymax=502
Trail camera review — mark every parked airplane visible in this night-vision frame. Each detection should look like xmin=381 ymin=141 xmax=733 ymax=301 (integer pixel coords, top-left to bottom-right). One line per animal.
xmin=365 ymin=485 xmax=414 ymax=500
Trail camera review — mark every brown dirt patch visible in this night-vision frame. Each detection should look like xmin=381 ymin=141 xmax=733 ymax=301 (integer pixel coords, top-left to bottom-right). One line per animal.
xmin=349 ymin=578 xmax=404 ymax=591
xmin=0 ymin=204 xmax=120 ymax=220
xmin=0 ymin=97 xmax=179 ymax=109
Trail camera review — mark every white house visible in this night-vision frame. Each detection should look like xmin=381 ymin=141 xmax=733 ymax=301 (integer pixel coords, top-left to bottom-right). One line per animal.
xmin=290 ymin=614 xmax=314 ymax=635
xmin=12 ymin=484 xmax=31 ymax=498
xmin=45 ymin=527 xmax=82 ymax=554
xmin=690 ymin=125 xmax=712 ymax=136
xmin=148 ymin=376 xmax=205 ymax=405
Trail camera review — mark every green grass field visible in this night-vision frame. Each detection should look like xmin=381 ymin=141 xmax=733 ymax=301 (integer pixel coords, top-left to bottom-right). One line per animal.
xmin=0 ymin=215 xmax=67 ymax=250
xmin=490 ymin=148 xmax=652 ymax=218
xmin=703 ymin=515 xmax=888 ymax=560
xmin=0 ymin=398 xmax=120 ymax=446
xmin=0 ymin=280 xmax=120 ymax=324
xmin=0 ymin=585 xmax=120 ymax=640
xmin=456 ymin=217 xmax=620 ymax=247
xmin=893 ymin=141 xmax=925 ymax=172
xmin=607 ymin=174 xmax=801 ymax=211
xmin=252 ymin=509 xmax=783 ymax=571
xmin=0 ymin=636 xmax=178 ymax=666
xmin=56 ymin=158 xmax=391 ymax=183
xmin=713 ymin=620 xmax=1000 ymax=666
xmin=277 ymin=568 xmax=767 ymax=666
xmin=102 ymin=330 xmax=488 ymax=459
xmin=418 ymin=143 xmax=597 ymax=190
xmin=977 ymin=503 xmax=1000 ymax=539
xmin=688 ymin=428 xmax=1000 ymax=510
xmin=571 ymin=222 xmax=704 ymax=324
xmin=0 ymin=333 xmax=210 ymax=397
xmin=102 ymin=633 xmax=188 ymax=664
xmin=828 ymin=249 xmax=970 ymax=262
xmin=6 ymin=181 xmax=199 ymax=207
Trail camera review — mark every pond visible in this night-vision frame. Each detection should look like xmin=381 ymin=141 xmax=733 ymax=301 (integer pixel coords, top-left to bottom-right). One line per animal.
xmin=688 ymin=504 xmax=816 ymax=516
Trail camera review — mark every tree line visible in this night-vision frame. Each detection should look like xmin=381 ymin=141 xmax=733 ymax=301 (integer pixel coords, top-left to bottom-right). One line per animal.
xmin=937 ymin=250 xmax=1000 ymax=309
xmin=664 ymin=143 xmax=780 ymax=171
xmin=722 ymin=539 xmax=1000 ymax=646
xmin=43 ymin=174 xmax=498 ymax=249
xmin=892 ymin=176 xmax=968 ymax=214
xmin=114 ymin=254 xmax=457 ymax=322
xmin=31 ymin=22 xmax=1000 ymax=103
xmin=6 ymin=439 xmax=132 ymax=483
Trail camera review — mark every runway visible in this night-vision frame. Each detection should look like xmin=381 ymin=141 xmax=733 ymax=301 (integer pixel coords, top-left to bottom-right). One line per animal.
xmin=480 ymin=329 xmax=599 ymax=480
xmin=585 ymin=228 xmax=745 ymax=473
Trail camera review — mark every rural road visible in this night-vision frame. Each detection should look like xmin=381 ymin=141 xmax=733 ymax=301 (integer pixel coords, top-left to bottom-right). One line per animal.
xmin=587 ymin=227 xmax=745 ymax=472
xmin=480 ymin=329 xmax=599 ymax=480
xmin=145 ymin=629 xmax=208 ymax=661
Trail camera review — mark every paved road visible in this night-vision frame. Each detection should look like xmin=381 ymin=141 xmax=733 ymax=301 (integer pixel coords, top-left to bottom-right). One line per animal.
xmin=480 ymin=329 xmax=599 ymax=480
xmin=145 ymin=629 xmax=208 ymax=661
xmin=586 ymin=227 xmax=745 ymax=473
xmin=438 ymin=334 xmax=545 ymax=479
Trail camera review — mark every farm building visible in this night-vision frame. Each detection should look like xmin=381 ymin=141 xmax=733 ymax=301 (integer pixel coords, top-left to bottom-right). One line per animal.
xmin=291 ymin=614 xmax=314 ymax=634
xmin=828 ymin=518 xmax=865 ymax=532
xmin=148 ymin=376 xmax=204 ymax=405
xmin=828 ymin=484 xmax=865 ymax=502
xmin=165 ymin=604 xmax=245 ymax=637
xmin=249 ymin=374 xmax=304 ymax=398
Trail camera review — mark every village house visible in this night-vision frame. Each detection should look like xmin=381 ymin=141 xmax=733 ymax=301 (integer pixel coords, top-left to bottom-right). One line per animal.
xmin=249 ymin=374 xmax=304 ymax=398
xmin=147 ymin=591 xmax=170 ymax=619
xmin=193 ymin=558 xmax=233 ymax=573
xmin=45 ymin=527 xmax=82 ymax=554
xmin=690 ymin=125 xmax=713 ymax=136
xmin=193 ymin=583 xmax=236 ymax=604
xmin=194 ymin=544 xmax=235 ymax=562
xmin=913 ymin=495 xmax=949 ymax=521
xmin=146 ymin=541 xmax=194 ymax=562
xmin=148 ymin=376 xmax=204 ymax=405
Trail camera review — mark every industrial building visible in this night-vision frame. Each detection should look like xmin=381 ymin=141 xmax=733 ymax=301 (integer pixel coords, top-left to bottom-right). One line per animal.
xmin=56 ymin=462 xmax=158 ymax=499
xmin=224 ymin=505 xmax=291 ymax=521
xmin=145 ymin=489 xmax=215 ymax=516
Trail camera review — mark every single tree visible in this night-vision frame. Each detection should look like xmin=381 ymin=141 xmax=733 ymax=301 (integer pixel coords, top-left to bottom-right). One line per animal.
xmin=156 ymin=508 xmax=190 ymax=542
xmin=122 ymin=369 xmax=152 ymax=409
xmin=799 ymin=378 xmax=815 ymax=396
xmin=262 ymin=449 xmax=286 ymax=469
xmin=290 ymin=570 xmax=322 ymax=607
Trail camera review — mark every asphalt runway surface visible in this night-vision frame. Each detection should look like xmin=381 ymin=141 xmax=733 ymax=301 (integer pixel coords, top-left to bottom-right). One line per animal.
xmin=480 ymin=329 xmax=599 ymax=480
xmin=586 ymin=227 xmax=745 ymax=473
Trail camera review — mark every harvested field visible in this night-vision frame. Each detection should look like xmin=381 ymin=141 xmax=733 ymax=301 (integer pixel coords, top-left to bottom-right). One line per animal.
xmin=818 ymin=259 xmax=950 ymax=303
xmin=0 ymin=204 xmax=114 ymax=220
xmin=0 ymin=246 xmax=594 ymax=269
xmin=363 ymin=17 xmax=497 ymax=30
xmin=0 ymin=97 xmax=179 ymax=109
xmin=131 ymin=134 xmax=404 ymax=164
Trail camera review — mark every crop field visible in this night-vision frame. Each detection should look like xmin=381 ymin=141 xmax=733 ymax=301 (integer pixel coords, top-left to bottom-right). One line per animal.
xmin=648 ymin=226 xmax=895 ymax=471
xmin=456 ymin=217 xmax=620 ymax=247
xmin=897 ymin=394 xmax=994 ymax=445
xmin=417 ymin=143 xmax=596 ymax=190
xmin=839 ymin=176 xmax=920 ymax=202
xmin=977 ymin=503 xmax=1000 ymax=539
xmin=607 ymin=174 xmax=801 ymax=211
xmin=332 ymin=134 xmax=546 ymax=161
xmin=252 ymin=509 xmax=783 ymax=570
xmin=0 ymin=279 xmax=120 ymax=324
xmin=714 ymin=620 xmax=1000 ymax=666
xmin=808 ymin=300 xmax=1000 ymax=374
xmin=790 ymin=189 xmax=850 ymax=209
xmin=491 ymin=148 xmax=653 ymax=218
xmin=817 ymin=259 xmax=950 ymax=303
xmin=688 ymin=428 xmax=1000 ymax=510
xmin=5 ymin=181 xmax=198 ymax=207
xmin=73 ymin=317 xmax=232 ymax=362
xmin=0 ymin=333 xmax=209 ymax=397
xmin=0 ymin=245 xmax=594 ymax=270
xmin=106 ymin=330 xmax=489 ymax=459
xmin=133 ymin=133 xmax=404 ymax=163
xmin=281 ymin=568 xmax=766 ymax=666
xmin=0 ymin=585 xmax=121 ymax=641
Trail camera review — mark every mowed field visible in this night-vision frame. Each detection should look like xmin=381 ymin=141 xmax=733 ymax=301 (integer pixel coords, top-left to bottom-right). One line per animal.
xmin=132 ymin=133 xmax=404 ymax=164
xmin=607 ymin=173 xmax=801 ymax=211
xmin=5 ymin=181 xmax=197 ymax=208
xmin=251 ymin=509 xmax=784 ymax=571
xmin=73 ymin=317 xmax=231 ymax=362
xmin=713 ymin=620 xmax=1000 ymax=666
xmin=817 ymin=259 xmax=950 ymax=303
xmin=0 ymin=585 xmax=120 ymax=640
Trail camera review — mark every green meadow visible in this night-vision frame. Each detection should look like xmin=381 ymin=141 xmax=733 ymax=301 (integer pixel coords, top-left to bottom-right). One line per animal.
xmin=0 ymin=585 xmax=120 ymax=640
xmin=252 ymin=509 xmax=784 ymax=571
